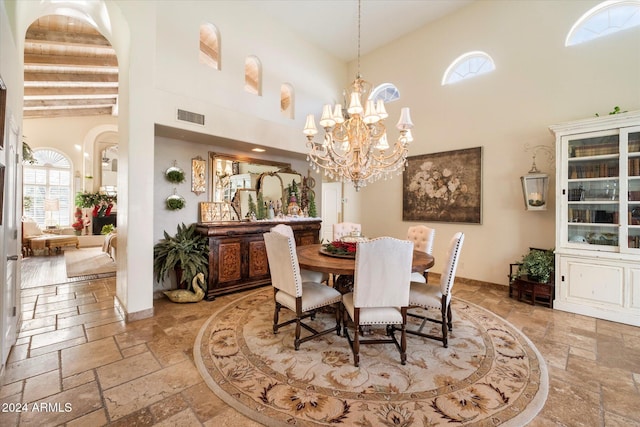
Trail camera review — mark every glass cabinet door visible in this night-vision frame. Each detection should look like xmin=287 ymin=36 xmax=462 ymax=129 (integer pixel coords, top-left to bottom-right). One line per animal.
xmin=566 ymin=133 xmax=620 ymax=249
xmin=628 ymin=130 xmax=640 ymax=250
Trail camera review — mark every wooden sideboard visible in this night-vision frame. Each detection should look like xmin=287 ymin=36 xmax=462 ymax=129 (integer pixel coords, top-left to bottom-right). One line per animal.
xmin=196 ymin=219 xmax=321 ymax=300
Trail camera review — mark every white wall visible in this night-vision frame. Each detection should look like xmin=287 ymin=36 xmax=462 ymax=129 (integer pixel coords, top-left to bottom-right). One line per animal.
xmin=150 ymin=0 xmax=346 ymax=154
xmin=350 ymin=0 xmax=640 ymax=285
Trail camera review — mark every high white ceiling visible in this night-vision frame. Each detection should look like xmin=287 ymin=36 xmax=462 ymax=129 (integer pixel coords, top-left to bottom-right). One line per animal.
xmin=247 ymin=0 xmax=473 ymax=61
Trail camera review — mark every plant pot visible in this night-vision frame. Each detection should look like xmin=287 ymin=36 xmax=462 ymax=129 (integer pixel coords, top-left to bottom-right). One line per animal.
xmin=174 ymin=265 xmax=187 ymax=289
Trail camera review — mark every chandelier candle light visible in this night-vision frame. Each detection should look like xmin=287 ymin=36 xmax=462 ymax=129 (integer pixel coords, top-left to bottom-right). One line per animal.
xmin=303 ymin=0 xmax=414 ymax=192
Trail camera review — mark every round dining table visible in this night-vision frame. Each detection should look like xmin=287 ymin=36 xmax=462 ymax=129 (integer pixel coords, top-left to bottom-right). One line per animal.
xmin=296 ymin=244 xmax=435 ymax=276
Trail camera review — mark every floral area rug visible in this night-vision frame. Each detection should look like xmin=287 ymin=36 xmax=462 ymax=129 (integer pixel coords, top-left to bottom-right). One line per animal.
xmin=194 ymin=288 xmax=548 ymax=426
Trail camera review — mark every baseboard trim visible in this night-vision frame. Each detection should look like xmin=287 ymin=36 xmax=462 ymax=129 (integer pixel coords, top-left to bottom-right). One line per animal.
xmin=114 ymin=296 xmax=154 ymax=322
xmin=429 ymin=273 xmax=506 ymax=290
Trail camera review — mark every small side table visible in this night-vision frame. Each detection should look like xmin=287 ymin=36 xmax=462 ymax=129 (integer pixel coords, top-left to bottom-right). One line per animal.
xmin=509 ymin=275 xmax=554 ymax=308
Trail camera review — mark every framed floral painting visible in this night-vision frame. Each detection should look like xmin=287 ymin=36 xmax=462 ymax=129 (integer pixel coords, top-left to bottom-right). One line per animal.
xmin=403 ymin=147 xmax=482 ymax=224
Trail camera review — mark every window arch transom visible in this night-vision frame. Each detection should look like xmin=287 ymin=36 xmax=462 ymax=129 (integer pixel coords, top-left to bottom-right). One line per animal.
xmin=442 ymin=51 xmax=495 ymax=85
xmin=369 ymin=83 xmax=400 ymax=103
xmin=200 ymin=23 xmax=220 ymax=69
xmin=281 ymin=83 xmax=294 ymax=119
xmin=566 ymin=0 xmax=640 ymax=46
xmin=245 ymin=56 xmax=262 ymax=95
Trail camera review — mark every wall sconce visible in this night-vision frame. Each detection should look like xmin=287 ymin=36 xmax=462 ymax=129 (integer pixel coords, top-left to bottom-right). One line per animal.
xmin=521 ymin=144 xmax=554 ymax=211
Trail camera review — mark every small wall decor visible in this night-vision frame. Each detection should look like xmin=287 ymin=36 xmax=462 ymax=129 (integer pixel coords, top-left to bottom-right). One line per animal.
xmin=191 ymin=156 xmax=206 ymax=195
xmin=403 ymin=147 xmax=482 ymax=224
xmin=166 ymin=190 xmax=186 ymax=210
xmin=199 ymin=201 xmax=234 ymax=222
xmin=165 ymin=161 xmax=185 ymax=184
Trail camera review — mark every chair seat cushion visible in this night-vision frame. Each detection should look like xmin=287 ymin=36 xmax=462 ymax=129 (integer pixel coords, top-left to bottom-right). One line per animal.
xmin=410 ymin=272 xmax=426 ymax=283
xmin=301 ymin=269 xmax=327 ymax=284
xmin=342 ymin=292 xmax=404 ymax=325
xmin=409 ymin=281 xmax=443 ymax=309
xmin=276 ymin=281 xmax=341 ymax=312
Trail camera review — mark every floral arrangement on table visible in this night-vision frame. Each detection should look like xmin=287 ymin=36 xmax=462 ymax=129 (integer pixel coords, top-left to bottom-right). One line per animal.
xmin=322 ymin=240 xmax=357 ymax=256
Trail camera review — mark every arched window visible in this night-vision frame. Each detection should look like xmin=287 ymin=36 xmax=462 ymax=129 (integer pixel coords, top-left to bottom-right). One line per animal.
xmin=199 ymin=23 xmax=220 ymax=69
xmin=23 ymin=149 xmax=73 ymax=228
xmin=245 ymin=56 xmax=262 ymax=95
xmin=566 ymin=0 xmax=640 ymax=46
xmin=281 ymin=83 xmax=294 ymax=119
xmin=369 ymin=83 xmax=400 ymax=103
xmin=442 ymin=51 xmax=495 ymax=85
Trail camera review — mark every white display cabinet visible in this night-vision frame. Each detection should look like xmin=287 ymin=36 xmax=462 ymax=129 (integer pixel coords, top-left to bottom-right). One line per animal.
xmin=550 ymin=111 xmax=640 ymax=326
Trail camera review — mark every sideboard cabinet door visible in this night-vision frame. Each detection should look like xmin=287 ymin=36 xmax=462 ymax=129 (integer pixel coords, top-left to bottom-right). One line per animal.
xmin=197 ymin=220 xmax=321 ymax=300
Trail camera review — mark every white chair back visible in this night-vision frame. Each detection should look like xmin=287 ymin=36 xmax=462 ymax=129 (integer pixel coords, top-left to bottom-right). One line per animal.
xmin=263 ymin=232 xmax=303 ymax=298
xmin=333 ymin=222 xmax=362 ymax=240
xmin=440 ymin=232 xmax=465 ymax=301
xmin=271 ymin=224 xmax=296 ymax=242
xmin=407 ymin=225 xmax=435 ymax=254
xmin=353 ymin=237 xmax=413 ymax=308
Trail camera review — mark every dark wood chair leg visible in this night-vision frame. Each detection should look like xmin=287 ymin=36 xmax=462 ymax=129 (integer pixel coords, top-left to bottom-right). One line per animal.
xmin=441 ymin=305 xmax=448 ymax=348
xmin=353 ymin=309 xmax=360 ymax=367
xmin=400 ymin=308 xmax=407 ymax=365
xmin=273 ymin=302 xmax=281 ymax=334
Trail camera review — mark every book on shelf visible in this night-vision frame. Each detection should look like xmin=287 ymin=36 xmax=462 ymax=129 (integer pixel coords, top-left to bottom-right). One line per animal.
xmin=572 ymin=143 xmax=618 ymax=157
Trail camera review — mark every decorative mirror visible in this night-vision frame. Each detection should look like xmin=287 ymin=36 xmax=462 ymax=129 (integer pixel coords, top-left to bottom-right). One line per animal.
xmin=257 ymin=172 xmax=284 ymax=208
xmin=209 ymin=152 xmax=299 ymax=219
xmin=191 ymin=156 xmax=206 ymax=195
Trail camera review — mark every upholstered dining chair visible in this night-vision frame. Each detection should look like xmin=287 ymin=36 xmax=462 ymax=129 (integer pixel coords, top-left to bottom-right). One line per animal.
xmin=263 ymin=231 xmax=342 ymax=350
xmin=271 ymin=224 xmax=328 ymax=283
xmin=332 ymin=222 xmax=362 ymax=240
xmin=405 ymin=231 xmax=464 ymax=348
xmin=341 ymin=237 xmax=413 ymax=367
xmin=407 ymin=225 xmax=435 ymax=283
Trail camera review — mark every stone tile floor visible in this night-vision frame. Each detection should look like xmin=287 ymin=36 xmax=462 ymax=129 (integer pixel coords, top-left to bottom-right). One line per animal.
xmin=1 ymin=272 xmax=639 ymax=426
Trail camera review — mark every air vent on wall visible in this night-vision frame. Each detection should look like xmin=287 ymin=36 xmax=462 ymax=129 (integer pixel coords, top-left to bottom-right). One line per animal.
xmin=177 ymin=109 xmax=205 ymax=126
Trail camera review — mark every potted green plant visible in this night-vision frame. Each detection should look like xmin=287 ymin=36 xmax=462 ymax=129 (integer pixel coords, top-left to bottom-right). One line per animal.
xmin=153 ymin=223 xmax=209 ymax=290
xmin=515 ymin=248 xmax=555 ymax=283
xmin=101 ymin=224 xmax=115 ymax=235
xmin=165 ymin=163 xmax=185 ymax=184
xmin=165 ymin=194 xmax=186 ymax=210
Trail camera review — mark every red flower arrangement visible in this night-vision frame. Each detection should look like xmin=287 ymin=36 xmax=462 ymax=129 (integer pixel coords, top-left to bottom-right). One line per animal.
xmin=323 ymin=240 xmax=357 ymax=255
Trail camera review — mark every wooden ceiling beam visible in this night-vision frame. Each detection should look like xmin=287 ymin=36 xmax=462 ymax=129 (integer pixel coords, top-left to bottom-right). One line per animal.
xmin=24 ymin=72 xmax=118 ymax=83
xmin=24 ymin=53 xmax=118 ymax=68
xmin=25 ymin=29 xmax=111 ymax=48
xmin=25 ymin=86 xmax=118 ymax=96
xmin=24 ymin=98 xmax=116 ymax=108
xmin=24 ymin=106 xmax=114 ymax=118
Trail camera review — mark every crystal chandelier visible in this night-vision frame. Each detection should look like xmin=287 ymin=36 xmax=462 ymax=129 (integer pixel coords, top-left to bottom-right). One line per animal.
xmin=302 ymin=0 xmax=414 ymax=192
